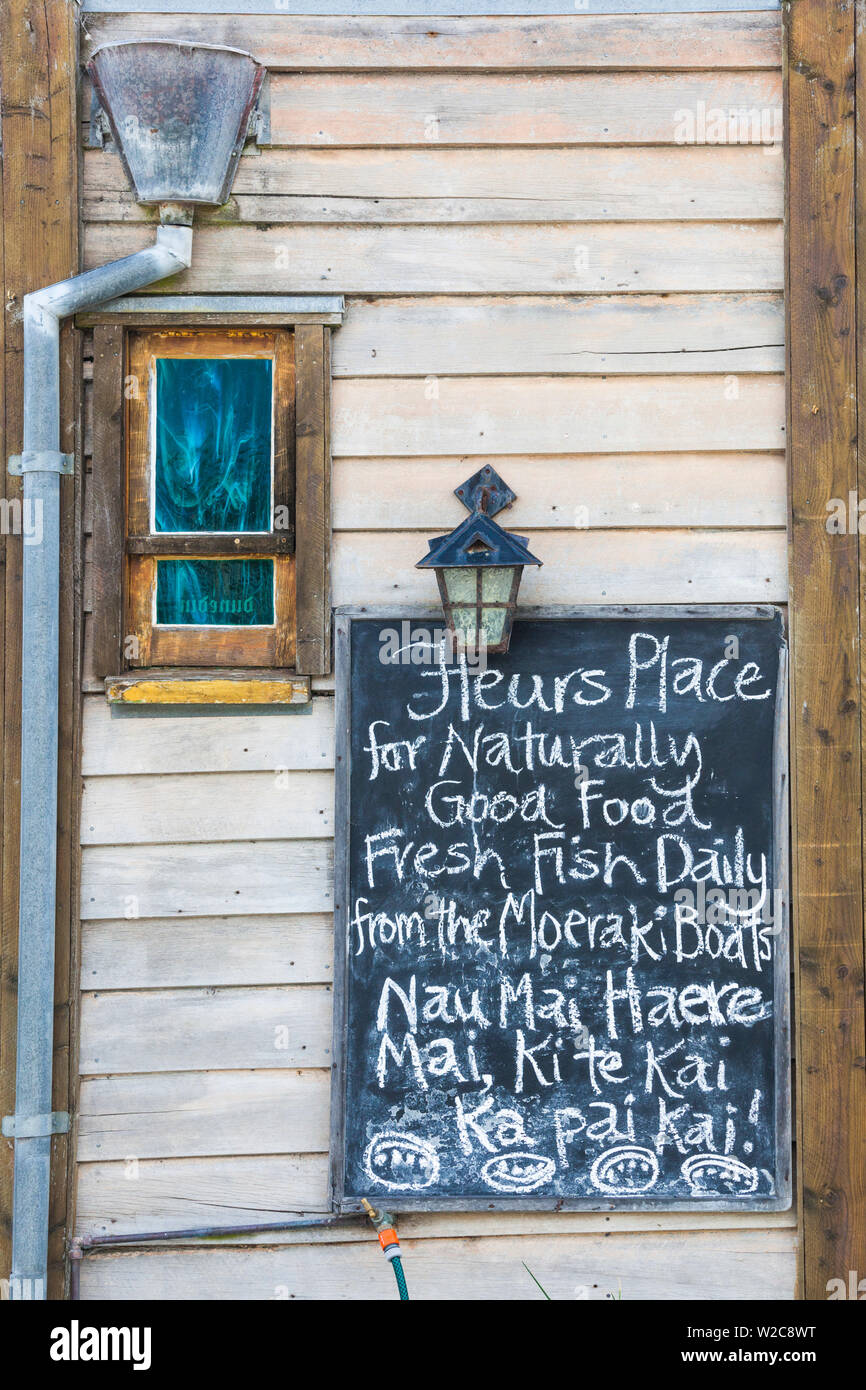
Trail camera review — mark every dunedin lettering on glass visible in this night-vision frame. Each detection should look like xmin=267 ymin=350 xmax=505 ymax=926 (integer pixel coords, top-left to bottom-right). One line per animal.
xmin=155 ymin=558 xmax=275 ymax=627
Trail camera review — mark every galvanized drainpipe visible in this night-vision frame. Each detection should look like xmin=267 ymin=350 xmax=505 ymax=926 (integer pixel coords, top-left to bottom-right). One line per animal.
xmin=3 ymin=221 xmax=193 ymax=1301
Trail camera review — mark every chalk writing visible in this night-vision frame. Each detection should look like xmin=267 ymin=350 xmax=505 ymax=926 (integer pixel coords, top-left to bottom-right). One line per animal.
xmin=337 ymin=617 xmax=787 ymax=1205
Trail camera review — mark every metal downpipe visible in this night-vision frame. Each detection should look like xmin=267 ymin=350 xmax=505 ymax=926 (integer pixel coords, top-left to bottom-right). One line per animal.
xmin=6 ymin=225 xmax=192 ymax=1300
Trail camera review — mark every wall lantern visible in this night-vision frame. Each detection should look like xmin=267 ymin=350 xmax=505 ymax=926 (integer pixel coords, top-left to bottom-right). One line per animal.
xmin=416 ymin=466 xmax=542 ymax=656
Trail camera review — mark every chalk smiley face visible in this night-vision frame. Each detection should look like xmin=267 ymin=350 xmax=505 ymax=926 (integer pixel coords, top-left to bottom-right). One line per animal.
xmin=481 ymin=1152 xmax=556 ymax=1194
xmin=681 ymin=1154 xmax=758 ymax=1195
xmin=363 ymin=1131 xmax=440 ymax=1191
xmin=591 ymin=1145 xmax=659 ymax=1195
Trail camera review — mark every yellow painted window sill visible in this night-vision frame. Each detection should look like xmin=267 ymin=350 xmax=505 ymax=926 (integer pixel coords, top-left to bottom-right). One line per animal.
xmin=105 ymin=671 xmax=311 ymax=706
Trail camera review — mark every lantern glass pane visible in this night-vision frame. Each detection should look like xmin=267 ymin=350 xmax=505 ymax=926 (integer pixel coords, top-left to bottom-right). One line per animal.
xmin=450 ymin=605 xmax=479 ymax=649
xmin=480 ymin=566 xmax=516 ymax=601
xmin=442 ymin=568 xmax=477 ymax=603
xmin=480 ymin=606 xmax=509 ymax=647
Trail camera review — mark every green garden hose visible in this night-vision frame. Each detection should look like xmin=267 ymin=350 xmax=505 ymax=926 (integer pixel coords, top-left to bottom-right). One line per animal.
xmin=391 ymin=1254 xmax=409 ymax=1301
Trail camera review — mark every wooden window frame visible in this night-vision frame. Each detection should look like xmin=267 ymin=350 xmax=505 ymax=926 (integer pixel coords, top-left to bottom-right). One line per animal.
xmin=125 ymin=327 xmax=295 ymax=669
xmin=90 ymin=319 xmax=333 ymax=681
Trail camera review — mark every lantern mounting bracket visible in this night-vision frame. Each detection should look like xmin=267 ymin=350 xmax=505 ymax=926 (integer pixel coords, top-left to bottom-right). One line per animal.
xmin=454 ymin=466 xmax=515 ymax=518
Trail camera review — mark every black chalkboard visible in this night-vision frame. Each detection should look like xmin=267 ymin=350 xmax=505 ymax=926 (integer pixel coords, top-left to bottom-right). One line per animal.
xmin=330 ymin=606 xmax=791 ymax=1211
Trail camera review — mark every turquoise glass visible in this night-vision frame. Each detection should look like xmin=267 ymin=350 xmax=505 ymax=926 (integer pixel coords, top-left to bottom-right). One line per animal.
xmin=155 ymin=357 xmax=272 ymax=533
xmin=156 ymin=558 xmax=275 ymax=626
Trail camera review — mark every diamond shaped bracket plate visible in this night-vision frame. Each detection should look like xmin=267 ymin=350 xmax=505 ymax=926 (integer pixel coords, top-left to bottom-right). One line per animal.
xmin=454 ymin=465 xmax=516 ymax=518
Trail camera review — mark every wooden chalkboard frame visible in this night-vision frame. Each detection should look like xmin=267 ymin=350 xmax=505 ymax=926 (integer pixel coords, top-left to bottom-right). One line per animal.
xmin=329 ymin=604 xmax=791 ymax=1213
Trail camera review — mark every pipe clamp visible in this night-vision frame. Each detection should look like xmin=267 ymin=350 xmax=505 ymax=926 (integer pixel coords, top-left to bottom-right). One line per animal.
xmin=2 ymin=1111 xmax=70 ymax=1139
xmin=8 ymin=451 xmax=74 ymax=476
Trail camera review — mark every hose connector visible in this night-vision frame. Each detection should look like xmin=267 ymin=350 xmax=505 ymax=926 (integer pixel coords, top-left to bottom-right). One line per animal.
xmin=377 ymin=1227 xmax=402 ymax=1262
xmin=361 ymin=1198 xmax=404 ymax=1266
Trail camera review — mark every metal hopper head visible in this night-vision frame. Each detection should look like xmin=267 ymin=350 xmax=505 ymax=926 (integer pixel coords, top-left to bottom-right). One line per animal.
xmin=88 ymin=40 xmax=264 ymax=208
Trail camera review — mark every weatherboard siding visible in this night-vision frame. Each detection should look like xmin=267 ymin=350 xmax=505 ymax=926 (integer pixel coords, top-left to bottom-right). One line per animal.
xmin=75 ymin=9 xmax=793 ymax=1299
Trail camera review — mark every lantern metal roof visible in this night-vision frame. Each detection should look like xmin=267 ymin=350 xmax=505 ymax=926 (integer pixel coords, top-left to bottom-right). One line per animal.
xmin=416 ymin=510 xmax=542 ymax=570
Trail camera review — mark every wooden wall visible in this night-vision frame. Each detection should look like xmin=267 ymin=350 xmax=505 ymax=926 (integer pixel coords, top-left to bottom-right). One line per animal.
xmin=74 ymin=9 xmax=796 ymax=1299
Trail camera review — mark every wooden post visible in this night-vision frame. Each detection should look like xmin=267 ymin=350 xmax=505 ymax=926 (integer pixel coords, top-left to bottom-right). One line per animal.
xmin=90 ymin=326 xmax=126 ymax=680
xmin=295 ymin=325 xmax=332 ymax=676
xmin=0 ymin=0 xmax=80 ymax=1298
xmin=785 ymin=0 xmax=866 ymax=1299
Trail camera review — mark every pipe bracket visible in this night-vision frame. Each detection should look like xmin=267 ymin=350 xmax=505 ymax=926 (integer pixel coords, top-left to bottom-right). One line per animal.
xmin=8 ymin=451 xmax=74 ymax=476
xmin=2 ymin=1111 xmax=70 ymax=1139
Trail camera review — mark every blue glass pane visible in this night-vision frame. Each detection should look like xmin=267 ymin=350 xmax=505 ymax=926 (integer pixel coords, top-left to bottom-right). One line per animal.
xmin=155 ymin=358 xmax=272 ymax=533
xmin=156 ymin=559 xmax=275 ymax=626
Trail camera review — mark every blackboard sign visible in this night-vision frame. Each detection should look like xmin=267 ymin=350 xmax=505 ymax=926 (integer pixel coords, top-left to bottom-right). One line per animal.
xmin=330 ymin=606 xmax=790 ymax=1211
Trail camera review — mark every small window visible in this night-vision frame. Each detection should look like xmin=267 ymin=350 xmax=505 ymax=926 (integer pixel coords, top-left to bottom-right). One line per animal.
xmin=89 ymin=317 xmax=333 ymax=688
xmin=125 ymin=328 xmax=295 ymax=667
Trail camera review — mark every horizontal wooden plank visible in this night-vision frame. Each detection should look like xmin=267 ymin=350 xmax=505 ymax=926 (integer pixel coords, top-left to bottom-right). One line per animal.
xmin=83 ymin=451 xmax=786 ymax=562
xmin=81 ymin=771 xmax=334 ymax=845
xmin=330 ymin=295 xmax=785 ymax=376
xmin=333 ymin=529 xmax=788 ymax=605
xmin=81 ymin=74 xmax=784 ymax=155
xmin=81 ymin=1 xmax=782 ymax=15
xmin=334 ymin=454 xmax=787 ymax=529
xmin=79 ymin=985 xmax=333 ymax=1073
xmin=80 ymin=840 xmax=333 ymax=919
xmin=75 ymin=1156 xmax=331 ymax=1235
xmin=78 ymin=1228 xmax=797 ymax=1301
xmin=83 ymin=223 xmax=784 ymax=294
xmin=78 ymin=1069 xmax=330 ymax=1160
xmin=265 ymin=71 xmax=784 ymax=147
xmin=80 ymin=14 xmax=782 ymax=70
xmin=81 ymin=914 xmax=334 ymax=989
xmin=83 ymin=292 xmax=787 ymax=418
xmin=75 ymin=1154 xmax=796 ymax=1241
xmin=331 ymin=376 xmax=786 ymax=455
xmin=81 ymin=694 xmax=335 ymax=776
xmin=84 ymin=145 xmax=783 ymax=224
